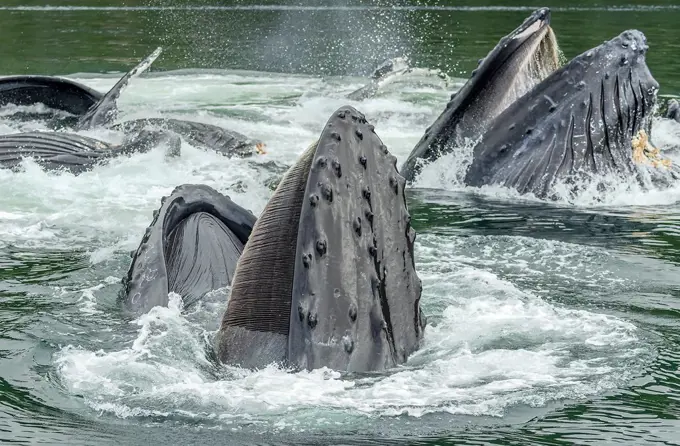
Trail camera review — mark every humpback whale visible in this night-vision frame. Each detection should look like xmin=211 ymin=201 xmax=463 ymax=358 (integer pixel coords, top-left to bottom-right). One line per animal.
xmin=214 ymin=106 xmax=424 ymax=372
xmin=0 ymin=48 xmax=265 ymax=160
xmin=464 ymin=29 xmax=667 ymax=199
xmin=0 ymin=75 xmax=101 ymax=116
xmin=123 ymin=184 xmax=257 ymax=314
xmin=75 ymin=48 xmax=163 ymax=131
xmin=0 ymin=129 xmax=180 ymax=174
xmin=0 ymin=47 xmax=161 ymax=128
xmin=401 ymin=7 xmax=560 ymax=182
xmin=346 ymin=57 xmax=410 ymax=101
xmin=346 ymin=57 xmax=451 ymax=101
xmin=123 ymin=106 xmax=425 ymax=373
xmin=111 ymin=118 xmax=267 ymax=159
xmin=666 ymin=98 xmax=680 ymax=123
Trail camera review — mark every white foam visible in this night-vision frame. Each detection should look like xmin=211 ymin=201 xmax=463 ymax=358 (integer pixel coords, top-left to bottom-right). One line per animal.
xmin=55 ymin=230 xmax=650 ymax=431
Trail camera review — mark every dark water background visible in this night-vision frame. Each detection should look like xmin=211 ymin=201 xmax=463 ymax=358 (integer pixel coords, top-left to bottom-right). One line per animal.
xmin=2 ymin=0 xmax=680 ymax=95
xmin=2 ymin=1 xmax=680 ymax=446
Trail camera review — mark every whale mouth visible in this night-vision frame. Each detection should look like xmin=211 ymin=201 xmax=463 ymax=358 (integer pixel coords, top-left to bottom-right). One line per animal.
xmin=399 ymin=8 xmax=563 ymax=183
xmin=122 ymin=185 xmax=256 ymax=315
xmin=464 ymin=29 xmax=664 ymax=200
xmin=471 ymin=7 xmax=562 ymax=139
xmin=496 ymin=12 xmax=560 ymax=114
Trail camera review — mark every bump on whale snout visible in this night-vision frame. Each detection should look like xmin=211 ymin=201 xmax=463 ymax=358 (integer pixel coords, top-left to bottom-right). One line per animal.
xmin=217 ymin=106 xmax=425 ymax=373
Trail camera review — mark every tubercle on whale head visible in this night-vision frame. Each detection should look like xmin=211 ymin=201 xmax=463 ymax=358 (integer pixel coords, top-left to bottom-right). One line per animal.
xmin=530 ymin=29 xmax=658 ymax=119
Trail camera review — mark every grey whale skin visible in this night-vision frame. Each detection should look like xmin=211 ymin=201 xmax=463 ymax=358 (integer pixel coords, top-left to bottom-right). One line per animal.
xmin=0 ymin=47 xmax=162 ymax=128
xmin=0 ymin=129 xmax=180 ymax=174
xmin=345 ymin=56 xmax=449 ymax=101
xmin=122 ymin=184 xmax=257 ymax=315
xmin=215 ymin=105 xmax=425 ymax=373
xmin=401 ymin=7 xmax=559 ymax=182
xmin=464 ymin=29 xmax=665 ymax=199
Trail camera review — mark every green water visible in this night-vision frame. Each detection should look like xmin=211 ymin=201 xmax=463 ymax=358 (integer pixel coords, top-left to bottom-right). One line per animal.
xmin=3 ymin=1 xmax=680 ymax=94
xmin=2 ymin=2 xmax=680 ymax=446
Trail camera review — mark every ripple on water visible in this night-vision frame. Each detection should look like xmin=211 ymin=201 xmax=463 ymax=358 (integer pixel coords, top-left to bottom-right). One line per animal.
xmin=52 ymin=231 xmax=653 ymax=436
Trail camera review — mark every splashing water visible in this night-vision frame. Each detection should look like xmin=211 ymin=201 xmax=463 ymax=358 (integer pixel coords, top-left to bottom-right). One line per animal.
xmin=0 ymin=68 xmax=673 ymax=437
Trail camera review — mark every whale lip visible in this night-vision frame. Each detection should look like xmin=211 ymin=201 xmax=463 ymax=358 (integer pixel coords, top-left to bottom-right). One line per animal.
xmin=121 ymin=184 xmax=256 ymax=315
xmin=481 ymin=8 xmax=552 ymax=74
xmin=499 ymin=7 xmax=552 ymax=66
xmin=511 ymin=7 xmax=551 ymax=42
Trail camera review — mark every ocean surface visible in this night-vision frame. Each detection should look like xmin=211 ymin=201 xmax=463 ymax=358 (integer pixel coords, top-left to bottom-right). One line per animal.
xmin=1 ymin=2 xmax=680 ymax=445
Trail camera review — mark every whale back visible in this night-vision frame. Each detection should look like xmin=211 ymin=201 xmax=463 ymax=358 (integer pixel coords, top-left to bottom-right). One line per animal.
xmin=114 ymin=118 xmax=263 ymax=158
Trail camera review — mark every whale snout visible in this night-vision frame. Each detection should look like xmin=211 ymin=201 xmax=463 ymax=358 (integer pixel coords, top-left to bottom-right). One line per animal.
xmin=610 ymin=29 xmax=649 ymax=54
xmin=534 ymin=7 xmax=549 ymax=24
xmin=513 ymin=8 xmax=551 ymax=41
